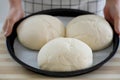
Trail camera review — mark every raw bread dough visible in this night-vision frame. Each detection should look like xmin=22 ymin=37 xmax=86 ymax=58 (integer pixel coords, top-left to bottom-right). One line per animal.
xmin=66 ymin=15 xmax=113 ymax=51
xmin=17 ymin=15 xmax=65 ymax=50
xmin=38 ymin=38 xmax=93 ymax=71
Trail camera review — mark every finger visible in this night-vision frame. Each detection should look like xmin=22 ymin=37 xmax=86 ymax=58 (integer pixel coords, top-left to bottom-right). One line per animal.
xmin=104 ymin=7 xmax=114 ymax=24
xmin=4 ymin=19 xmax=13 ymax=37
xmin=104 ymin=13 xmax=113 ymax=24
xmin=4 ymin=19 xmax=10 ymax=36
xmin=114 ymin=18 xmax=120 ymax=35
xmin=2 ymin=19 xmax=9 ymax=32
xmin=104 ymin=6 xmax=109 ymax=19
xmin=4 ymin=21 xmax=13 ymax=37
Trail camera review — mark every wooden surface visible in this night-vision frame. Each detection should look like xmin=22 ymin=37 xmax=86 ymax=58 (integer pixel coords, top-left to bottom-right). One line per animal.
xmin=0 ymin=31 xmax=120 ymax=80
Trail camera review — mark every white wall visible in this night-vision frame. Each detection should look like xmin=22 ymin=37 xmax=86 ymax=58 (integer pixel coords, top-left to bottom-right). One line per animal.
xmin=0 ymin=0 xmax=24 ymax=30
xmin=0 ymin=0 xmax=9 ymax=30
xmin=0 ymin=0 xmax=9 ymax=22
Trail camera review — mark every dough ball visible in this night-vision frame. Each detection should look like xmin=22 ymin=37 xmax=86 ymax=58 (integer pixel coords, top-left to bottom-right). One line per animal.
xmin=38 ymin=38 xmax=93 ymax=71
xmin=17 ymin=15 xmax=65 ymax=50
xmin=66 ymin=15 xmax=113 ymax=51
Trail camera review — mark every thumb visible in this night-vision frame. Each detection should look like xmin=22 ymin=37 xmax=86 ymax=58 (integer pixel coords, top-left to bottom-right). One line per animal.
xmin=114 ymin=17 xmax=120 ymax=35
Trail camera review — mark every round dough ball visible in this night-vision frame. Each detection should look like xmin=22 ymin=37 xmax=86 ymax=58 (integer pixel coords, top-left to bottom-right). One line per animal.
xmin=17 ymin=15 xmax=65 ymax=50
xmin=66 ymin=15 xmax=113 ymax=51
xmin=38 ymin=38 xmax=93 ymax=71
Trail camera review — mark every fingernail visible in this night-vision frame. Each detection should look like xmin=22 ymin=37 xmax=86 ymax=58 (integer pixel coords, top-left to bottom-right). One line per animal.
xmin=4 ymin=32 xmax=6 ymax=36
xmin=4 ymin=31 xmax=8 ymax=37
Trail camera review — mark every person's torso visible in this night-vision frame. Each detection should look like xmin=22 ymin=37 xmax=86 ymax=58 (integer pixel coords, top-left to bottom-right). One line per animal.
xmin=23 ymin=0 xmax=106 ymax=16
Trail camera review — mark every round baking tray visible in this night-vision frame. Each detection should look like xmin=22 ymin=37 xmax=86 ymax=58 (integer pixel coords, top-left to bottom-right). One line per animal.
xmin=6 ymin=9 xmax=119 ymax=77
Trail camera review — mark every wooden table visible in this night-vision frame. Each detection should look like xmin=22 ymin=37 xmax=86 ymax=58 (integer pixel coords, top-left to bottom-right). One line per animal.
xmin=0 ymin=31 xmax=120 ymax=80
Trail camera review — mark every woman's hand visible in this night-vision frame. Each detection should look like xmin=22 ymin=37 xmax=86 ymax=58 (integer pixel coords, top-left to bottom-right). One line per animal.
xmin=3 ymin=7 xmax=24 ymax=37
xmin=3 ymin=0 xmax=24 ymax=37
xmin=104 ymin=0 xmax=120 ymax=35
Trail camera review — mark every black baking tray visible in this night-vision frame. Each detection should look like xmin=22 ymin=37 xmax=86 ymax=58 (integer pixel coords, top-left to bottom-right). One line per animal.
xmin=6 ymin=9 xmax=119 ymax=77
